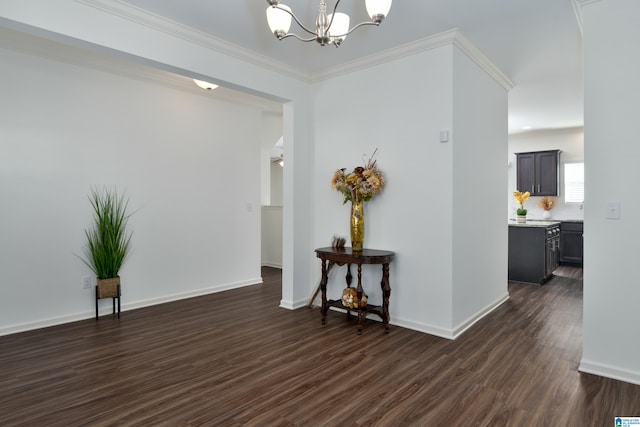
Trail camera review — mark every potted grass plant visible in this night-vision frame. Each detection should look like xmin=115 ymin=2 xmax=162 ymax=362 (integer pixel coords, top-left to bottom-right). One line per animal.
xmin=78 ymin=187 xmax=133 ymax=301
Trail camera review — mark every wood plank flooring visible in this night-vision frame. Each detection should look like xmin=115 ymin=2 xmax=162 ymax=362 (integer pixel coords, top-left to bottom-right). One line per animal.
xmin=1 ymin=267 xmax=639 ymax=426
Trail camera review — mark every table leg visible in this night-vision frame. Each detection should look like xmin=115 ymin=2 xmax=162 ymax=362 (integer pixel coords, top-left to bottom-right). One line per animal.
xmin=356 ymin=263 xmax=363 ymax=334
xmin=320 ymin=259 xmax=329 ymax=325
xmin=344 ymin=264 xmax=353 ymax=319
xmin=381 ymin=263 xmax=391 ymax=333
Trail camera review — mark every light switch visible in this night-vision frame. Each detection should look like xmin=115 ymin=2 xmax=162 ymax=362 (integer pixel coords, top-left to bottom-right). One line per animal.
xmin=606 ymin=200 xmax=620 ymax=219
xmin=439 ymin=130 xmax=449 ymax=143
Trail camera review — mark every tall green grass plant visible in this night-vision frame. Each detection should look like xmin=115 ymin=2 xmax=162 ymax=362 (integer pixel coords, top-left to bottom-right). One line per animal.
xmin=79 ymin=187 xmax=132 ymax=279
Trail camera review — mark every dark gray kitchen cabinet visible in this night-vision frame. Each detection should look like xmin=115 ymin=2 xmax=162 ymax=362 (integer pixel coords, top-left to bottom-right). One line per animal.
xmin=560 ymin=221 xmax=584 ymax=266
xmin=508 ymin=223 xmax=560 ymax=284
xmin=516 ymin=150 xmax=560 ymax=196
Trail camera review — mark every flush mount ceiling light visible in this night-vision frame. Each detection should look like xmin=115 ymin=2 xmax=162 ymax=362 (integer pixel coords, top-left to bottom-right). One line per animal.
xmin=193 ymin=79 xmax=218 ymax=90
xmin=266 ymin=0 xmax=392 ymax=47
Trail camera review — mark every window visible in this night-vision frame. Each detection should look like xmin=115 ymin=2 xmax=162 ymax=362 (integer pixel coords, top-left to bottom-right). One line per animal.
xmin=564 ymin=162 xmax=584 ymax=203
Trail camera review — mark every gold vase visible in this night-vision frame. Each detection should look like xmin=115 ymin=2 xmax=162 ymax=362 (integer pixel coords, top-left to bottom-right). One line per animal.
xmin=350 ymin=200 xmax=365 ymax=251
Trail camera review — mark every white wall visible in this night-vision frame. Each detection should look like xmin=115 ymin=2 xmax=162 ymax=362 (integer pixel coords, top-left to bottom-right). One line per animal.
xmin=0 ymin=33 xmax=264 ymax=332
xmin=0 ymin=0 xmax=315 ymax=315
xmin=260 ymin=112 xmax=282 ymax=206
xmin=508 ymin=128 xmax=584 ymax=220
xmin=270 ymin=162 xmax=283 ymax=206
xmin=312 ymin=36 xmax=509 ymax=338
xmin=579 ymin=0 xmax=640 ymax=385
xmin=260 ymin=112 xmax=283 ymax=269
xmin=261 ymin=206 xmax=283 ymax=268
xmin=451 ymin=48 xmax=509 ymax=331
xmin=313 ymin=46 xmax=453 ymax=332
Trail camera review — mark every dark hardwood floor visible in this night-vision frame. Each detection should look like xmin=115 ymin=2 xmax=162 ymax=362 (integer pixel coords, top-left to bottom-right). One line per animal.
xmin=1 ymin=267 xmax=638 ymax=426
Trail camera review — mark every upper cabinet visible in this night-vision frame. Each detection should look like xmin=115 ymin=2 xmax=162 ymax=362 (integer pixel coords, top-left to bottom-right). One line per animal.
xmin=516 ymin=150 xmax=561 ymax=196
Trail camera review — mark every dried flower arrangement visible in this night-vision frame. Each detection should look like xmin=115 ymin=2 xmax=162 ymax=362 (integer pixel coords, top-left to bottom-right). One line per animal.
xmin=538 ymin=196 xmax=556 ymax=211
xmin=331 ymin=149 xmax=385 ymax=204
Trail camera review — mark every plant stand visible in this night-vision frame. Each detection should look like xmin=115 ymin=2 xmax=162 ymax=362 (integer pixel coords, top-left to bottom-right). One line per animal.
xmin=95 ymin=280 xmax=121 ymax=319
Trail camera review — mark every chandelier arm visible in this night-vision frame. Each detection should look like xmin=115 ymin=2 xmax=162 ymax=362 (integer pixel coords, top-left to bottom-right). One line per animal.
xmin=326 ymin=0 xmax=342 ymax=30
xmin=274 ymin=5 xmax=317 ymax=36
xmin=332 ymin=20 xmax=379 ymax=38
xmin=279 ymin=33 xmax=317 ymax=42
xmin=332 ymin=0 xmax=342 ymax=15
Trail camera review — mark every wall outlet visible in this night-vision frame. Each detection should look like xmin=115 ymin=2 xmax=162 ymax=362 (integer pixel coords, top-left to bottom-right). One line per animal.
xmin=82 ymin=276 xmax=94 ymax=289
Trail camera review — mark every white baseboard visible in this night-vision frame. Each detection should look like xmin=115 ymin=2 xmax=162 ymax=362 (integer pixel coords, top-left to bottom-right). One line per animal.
xmin=279 ymin=297 xmax=308 ymax=310
xmin=122 ymin=276 xmax=263 ymax=313
xmin=322 ymin=307 xmax=457 ymax=338
xmin=391 ymin=293 xmax=510 ymax=340
xmin=391 ymin=316 xmax=456 ymax=339
xmin=0 ymin=311 xmax=92 ymax=337
xmin=261 ymin=262 xmax=282 ymax=269
xmin=452 ymin=293 xmax=510 ymax=339
xmin=579 ymin=359 xmax=640 ymax=385
xmin=0 ymin=277 xmax=262 ymax=337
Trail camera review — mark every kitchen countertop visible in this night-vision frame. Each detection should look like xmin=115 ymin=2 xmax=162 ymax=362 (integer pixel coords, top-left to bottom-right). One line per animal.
xmin=508 ymin=219 xmax=583 ymax=227
xmin=508 ymin=220 xmax=561 ymax=227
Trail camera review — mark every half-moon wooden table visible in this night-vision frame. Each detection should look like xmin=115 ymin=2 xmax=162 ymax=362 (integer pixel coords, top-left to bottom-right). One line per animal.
xmin=315 ymin=247 xmax=395 ymax=334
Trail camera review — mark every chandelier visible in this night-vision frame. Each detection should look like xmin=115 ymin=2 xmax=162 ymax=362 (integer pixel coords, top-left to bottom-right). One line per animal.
xmin=266 ymin=0 xmax=392 ymax=47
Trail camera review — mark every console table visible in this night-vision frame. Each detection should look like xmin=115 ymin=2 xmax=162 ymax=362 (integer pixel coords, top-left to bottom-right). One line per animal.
xmin=315 ymin=247 xmax=395 ymax=334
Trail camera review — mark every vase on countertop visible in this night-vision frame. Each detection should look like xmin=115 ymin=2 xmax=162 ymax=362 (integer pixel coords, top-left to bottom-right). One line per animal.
xmin=517 ymin=215 xmax=527 ymax=223
xmin=542 ymin=210 xmax=551 ymax=220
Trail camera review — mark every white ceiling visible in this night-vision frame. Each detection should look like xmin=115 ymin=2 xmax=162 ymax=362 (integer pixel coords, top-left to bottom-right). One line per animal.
xmin=122 ymin=0 xmax=584 ymax=134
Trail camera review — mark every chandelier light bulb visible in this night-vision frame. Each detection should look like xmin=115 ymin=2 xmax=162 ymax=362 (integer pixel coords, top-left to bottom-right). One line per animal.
xmin=266 ymin=3 xmax=292 ymax=37
xmin=365 ymin=0 xmax=392 ymax=23
xmin=327 ymin=12 xmax=350 ymax=44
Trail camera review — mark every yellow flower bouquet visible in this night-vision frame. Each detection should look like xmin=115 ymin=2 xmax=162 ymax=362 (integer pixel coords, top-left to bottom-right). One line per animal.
xmin=513 ymin=190 xmax=530 ymax=215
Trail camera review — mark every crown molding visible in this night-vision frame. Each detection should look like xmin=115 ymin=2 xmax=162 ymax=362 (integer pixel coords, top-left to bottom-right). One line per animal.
xmin=572 ymin=0 xmax=604 ymax=35
xmin=451 ymin=31 xmax=514 ymax=91
xmin=74 ymin=0 xmax=310 ymax=83
xmin=73 ymin=1 xmax=512 ymax=91
xmin=574 ymin=0 xmax=604 ymax=5
xmin=571 ymin=0 xmax=584 ymax=35
xmin=311 ymin=29 xmax=514 ymax=91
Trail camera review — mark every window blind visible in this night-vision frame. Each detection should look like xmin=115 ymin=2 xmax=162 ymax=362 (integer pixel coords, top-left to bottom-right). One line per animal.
xmin=564 ymin=163 xmax=584 ymax=203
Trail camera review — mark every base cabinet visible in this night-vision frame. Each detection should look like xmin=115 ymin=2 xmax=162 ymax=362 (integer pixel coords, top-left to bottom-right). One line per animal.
xmin=560 ymin=221 xmax=584 ymax=266
xmin=509 ymin=223 xmax=560 ymax=284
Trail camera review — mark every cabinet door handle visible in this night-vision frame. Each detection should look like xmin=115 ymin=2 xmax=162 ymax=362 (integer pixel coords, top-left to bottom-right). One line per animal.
xmin=532 ymin=185 xmax=535 ymax=193
xmin=537 ymin=184 xmax=541 ymax=193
